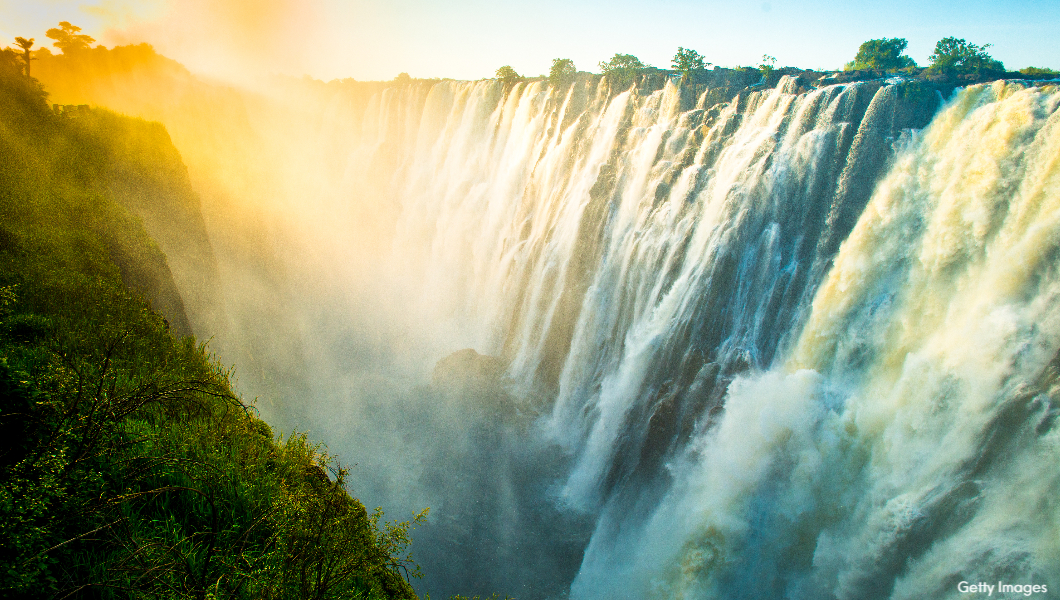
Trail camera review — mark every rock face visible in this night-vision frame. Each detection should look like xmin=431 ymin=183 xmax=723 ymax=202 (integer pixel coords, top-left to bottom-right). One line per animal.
xmin=78 ymin=109 xmax=221 ymax=339
xmin=431 ymin=348 xmax=509 ymax=408
xmin=431 ymin=347 xmax=505 ymax=385
xmin=410 ymin=348 xmax=591 ymax=600
xmin=103 ymin=219 xmax=194 ymax=338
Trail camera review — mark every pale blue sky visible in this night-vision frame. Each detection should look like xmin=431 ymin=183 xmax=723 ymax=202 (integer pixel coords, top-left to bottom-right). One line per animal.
xmin=2 ymin=0 xmax=1057 ymax=82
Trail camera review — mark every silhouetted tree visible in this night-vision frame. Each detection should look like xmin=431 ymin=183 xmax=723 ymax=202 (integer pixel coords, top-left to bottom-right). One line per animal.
xmin=548 ymin=58 xmax=576 ymax=88
xmin=45 ymin=21 xmax=95 ymax=54
xmin=13 ymin=37 xmax=34 ymax=77
xmin=928 ymin=37 xmax=1003 ymax=75
xmin=671 ymin=47 xmax=709 ymax=84
xmin=394 ymin=72 xmax=412 ymax=84
xmin=599 ymin=53 xmax=645 ymax=89
xmin=848 ymin=38 xmax=917 ymax=71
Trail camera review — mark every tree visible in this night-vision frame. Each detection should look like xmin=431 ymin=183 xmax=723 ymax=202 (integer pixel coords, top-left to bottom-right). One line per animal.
xmin=599 ymin=53 xmax=645 ymax=89
xmin=850 ymin=38 xmax=917 ymax=71
xmin=548 ymin=58 xmax=576 ymax=88
xmin=13 ymin=37 xmax=34 ymax=77
xmin=759 ymin=54 xmax=777 ymax=80
xmin=928 ymin=37 xmax=1004 ymax=75
xmin=671 ymin=47 xmax=710 ymax=84
xmin=495 ymin=65 xmax=522 ymax=85
xmin=45 ymin=21 xmax=95 ymax=54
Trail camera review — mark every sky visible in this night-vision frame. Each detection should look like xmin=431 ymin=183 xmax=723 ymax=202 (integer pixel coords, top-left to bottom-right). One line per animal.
xmin=2 ymin=0 xmax=1058 ymax=83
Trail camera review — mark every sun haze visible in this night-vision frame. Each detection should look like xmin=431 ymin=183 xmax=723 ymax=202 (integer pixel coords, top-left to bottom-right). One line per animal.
xmin=3 ymin=0 xmax=1058 ymax=83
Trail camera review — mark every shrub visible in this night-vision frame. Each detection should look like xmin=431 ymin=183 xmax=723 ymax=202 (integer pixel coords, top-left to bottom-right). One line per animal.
xmin=849 ymin=38 xmax=917 ymax=72
xmin=672 ymin=47 xmax=709 ymax=84
xmin=494 ymin=65 xmax=521 ymax=86
xmin=928 ymin=37 xmax=1004 ymax=76
xmin=1019 ymin=66 xmax=1059 ymax=78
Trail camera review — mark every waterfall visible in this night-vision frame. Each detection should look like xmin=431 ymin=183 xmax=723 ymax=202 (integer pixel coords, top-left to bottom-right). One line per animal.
xmin=314 ymin=76 xmax=1060 ymax=598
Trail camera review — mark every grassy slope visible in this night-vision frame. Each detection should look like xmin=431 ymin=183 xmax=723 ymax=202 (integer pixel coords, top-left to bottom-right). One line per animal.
xmin=0 ymin=62 xmax=422 ymax=599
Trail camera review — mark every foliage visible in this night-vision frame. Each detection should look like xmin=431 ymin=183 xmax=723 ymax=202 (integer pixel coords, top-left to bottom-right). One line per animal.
xmin=759 ymin=54 xmax=777 ymax=80
xmin=548 ymin=58 xmax=576 ymax=89
xmin=0 ymin=48 xmax=22 ymax=77
xmin=0 ymin=52 xmax=49 ymax=123
xmin=1019 ymin=66 xmax=1059 ymax=78
xmin=671 ymin=47 xmax=709 ymax=84
xmin=0 ymin=67 xmax=423 ymax=599
xmin=45 ymin=21 xmax=95 ymax=54
xmin=928 ymin=37 xmax=1004 ymax=75
xmin=598 ymin=53 xmax=645 ymax=90
xmin=848 ymin=38 xmax=917 ymax=71
xmin=494 ymin=65 xmax=521 ymax=86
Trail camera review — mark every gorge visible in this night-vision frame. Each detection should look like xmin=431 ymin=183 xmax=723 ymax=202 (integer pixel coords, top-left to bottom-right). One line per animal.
xmin=34 ymin=58 xmax=1060 ymax=599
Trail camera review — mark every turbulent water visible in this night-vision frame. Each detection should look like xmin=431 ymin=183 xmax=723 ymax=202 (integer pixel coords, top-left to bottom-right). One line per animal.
xmin=288 ymin=76 xmax=1060 ymax=599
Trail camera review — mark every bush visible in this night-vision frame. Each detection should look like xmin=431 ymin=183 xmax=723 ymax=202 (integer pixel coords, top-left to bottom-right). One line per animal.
xmin=928 ymin=37 xmax=1004 ymax=76
xmin=494 ymin=65 xmax=521 ymax=86
xmin=1019 ymin=66 xmax=1059 ymax=79
xmin=672 ymin=47 xmax=708 ymax=84
xmin=548 ymin=58 xmax=575 ymax=89
xmin=848 ymin=38 xmax=917 ymax=72
xmin=598 ymin=53 xmax=645 ymax=90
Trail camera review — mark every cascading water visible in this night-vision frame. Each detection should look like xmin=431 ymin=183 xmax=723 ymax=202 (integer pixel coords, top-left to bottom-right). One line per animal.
xmin=298 ymin=75 xmax=1060 ymax=599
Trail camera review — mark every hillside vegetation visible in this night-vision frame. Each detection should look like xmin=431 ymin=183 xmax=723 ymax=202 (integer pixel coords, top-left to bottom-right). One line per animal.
xmin=0 ymin=61 xmax=423 ymax=599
